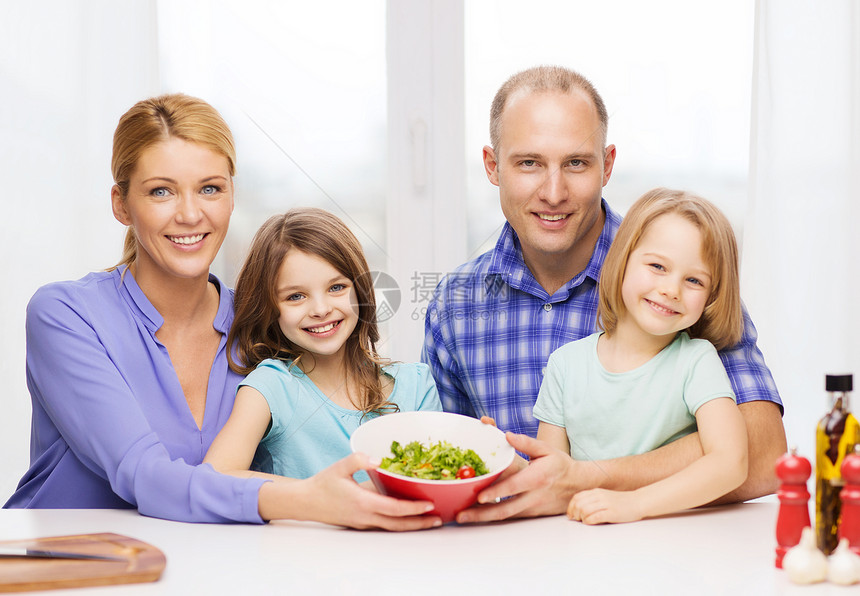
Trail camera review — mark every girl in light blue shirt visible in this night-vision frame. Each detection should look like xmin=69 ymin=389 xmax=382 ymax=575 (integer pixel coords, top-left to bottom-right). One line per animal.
xmin=204 ymin=208 xmax=442 ymax=481
xmin=7 ymin=94 xmax=440 ymax=530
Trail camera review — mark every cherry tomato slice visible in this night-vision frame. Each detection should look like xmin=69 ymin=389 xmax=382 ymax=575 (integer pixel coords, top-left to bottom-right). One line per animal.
xmin=456 ymin=465 xmax=476 ymax=479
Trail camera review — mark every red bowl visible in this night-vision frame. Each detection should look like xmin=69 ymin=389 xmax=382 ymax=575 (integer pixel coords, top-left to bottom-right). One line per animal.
xmin=350 ymin=411 xmax=515 ymax=523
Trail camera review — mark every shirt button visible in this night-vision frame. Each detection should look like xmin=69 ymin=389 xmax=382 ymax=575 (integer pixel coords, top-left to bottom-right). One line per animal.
xmin=543 ymin=303 xmax=552 ymax=312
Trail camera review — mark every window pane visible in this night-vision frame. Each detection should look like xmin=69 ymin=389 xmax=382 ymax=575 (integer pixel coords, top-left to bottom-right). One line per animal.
xmin=157 ymin=0 xmax=388 ymax=283
xmin=465 ymin=0 xmax=754 ymax=256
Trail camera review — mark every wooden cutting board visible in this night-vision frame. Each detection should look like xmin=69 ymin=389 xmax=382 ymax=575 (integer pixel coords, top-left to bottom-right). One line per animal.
xmin=0 ymin=533 xmax=166 ymax=593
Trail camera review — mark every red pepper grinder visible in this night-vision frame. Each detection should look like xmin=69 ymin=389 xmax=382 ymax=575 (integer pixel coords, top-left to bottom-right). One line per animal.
xmin=775 ymin=447 xmax=812 ymax=568
xmin=838 ymin=445 xmax=860 ymax=555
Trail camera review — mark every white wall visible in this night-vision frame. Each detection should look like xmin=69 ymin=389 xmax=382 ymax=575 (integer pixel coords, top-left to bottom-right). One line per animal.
xmin=0 ymin=0 xmax=159 ymax=500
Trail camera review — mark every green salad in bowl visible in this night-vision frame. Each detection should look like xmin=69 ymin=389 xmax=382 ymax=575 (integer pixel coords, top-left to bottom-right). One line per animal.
xmin=350 ymin=411 xmax=516 ymax=522
xmin=380 ymin=440 xmax=489 ymax=480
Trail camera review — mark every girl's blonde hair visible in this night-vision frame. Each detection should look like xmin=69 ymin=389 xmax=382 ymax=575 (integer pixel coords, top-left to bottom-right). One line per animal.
xmin=109 ymin=93 xmax=236 ymax=270
xmin=227 ymin=208 xmax=397 ymax=416
xmin=598 ymin=188 xmax=743 ymax=350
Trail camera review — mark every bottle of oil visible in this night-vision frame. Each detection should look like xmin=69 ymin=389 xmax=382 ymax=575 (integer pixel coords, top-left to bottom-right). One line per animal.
xmin=816 ymin=374 xmax=860 ymax=554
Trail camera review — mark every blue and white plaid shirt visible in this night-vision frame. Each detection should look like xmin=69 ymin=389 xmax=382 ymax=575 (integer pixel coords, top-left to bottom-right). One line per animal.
xmin=422 ymin=200 xmax=782 ymax=438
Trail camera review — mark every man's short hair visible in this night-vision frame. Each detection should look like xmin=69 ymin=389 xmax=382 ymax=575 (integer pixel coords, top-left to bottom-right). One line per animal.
xmin=489 ymin=65 xmax=608 ymax=151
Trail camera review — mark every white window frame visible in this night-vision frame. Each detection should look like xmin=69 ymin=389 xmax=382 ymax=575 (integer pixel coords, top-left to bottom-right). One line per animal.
xmin=385 ymin=0 xmax=467 ymax=360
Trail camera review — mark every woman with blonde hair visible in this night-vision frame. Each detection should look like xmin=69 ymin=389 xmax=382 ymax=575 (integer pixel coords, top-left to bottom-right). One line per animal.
xmin=4 ymin=94 xmax=440 ymax=530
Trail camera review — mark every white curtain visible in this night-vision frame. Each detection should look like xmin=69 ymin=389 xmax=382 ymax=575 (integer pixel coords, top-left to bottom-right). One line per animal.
xmin=744 ymin=0 xmax=860 ymax=458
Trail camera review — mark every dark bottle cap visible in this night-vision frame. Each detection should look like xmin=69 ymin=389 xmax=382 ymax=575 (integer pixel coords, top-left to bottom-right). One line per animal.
xmin=826 ymin=374 xmax=853 ymax=392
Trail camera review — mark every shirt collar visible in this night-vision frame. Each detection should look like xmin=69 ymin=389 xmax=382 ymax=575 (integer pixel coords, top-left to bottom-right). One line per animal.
xmin=486 ymin=199 xmax=622 ymax=299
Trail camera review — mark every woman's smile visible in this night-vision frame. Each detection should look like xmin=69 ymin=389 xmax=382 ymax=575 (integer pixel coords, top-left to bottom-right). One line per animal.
xmin=112 ymin=137 xmax=234 ymax=288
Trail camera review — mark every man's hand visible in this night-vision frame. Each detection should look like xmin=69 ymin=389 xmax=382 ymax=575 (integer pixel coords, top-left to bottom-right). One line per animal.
xmin=456 ymin=432 xmax=599 ymax=523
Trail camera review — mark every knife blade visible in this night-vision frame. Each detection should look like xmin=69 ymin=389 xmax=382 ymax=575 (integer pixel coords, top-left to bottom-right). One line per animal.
xmin=0 ymin=547 xmax=126 ymax=562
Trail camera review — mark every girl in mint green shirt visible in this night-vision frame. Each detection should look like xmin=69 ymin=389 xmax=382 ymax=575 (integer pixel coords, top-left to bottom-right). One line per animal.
xmin=534 ymin=188 xmax=748 ymax=524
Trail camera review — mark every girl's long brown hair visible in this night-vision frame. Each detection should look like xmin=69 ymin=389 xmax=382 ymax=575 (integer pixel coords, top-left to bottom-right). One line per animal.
xmin=228 ymin=208 xmax=397 ymax=416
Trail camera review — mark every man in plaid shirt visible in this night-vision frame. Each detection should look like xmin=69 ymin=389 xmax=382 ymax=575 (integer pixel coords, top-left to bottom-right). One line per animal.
xmin=422 ymin=66 xmax=787 ymax=522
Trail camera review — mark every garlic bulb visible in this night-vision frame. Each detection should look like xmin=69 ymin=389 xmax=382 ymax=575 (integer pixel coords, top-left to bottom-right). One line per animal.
xmin=828 ymin=538 xmax=860 ymax=586
xmin=782 ymin=527 xmax=827 ymax=585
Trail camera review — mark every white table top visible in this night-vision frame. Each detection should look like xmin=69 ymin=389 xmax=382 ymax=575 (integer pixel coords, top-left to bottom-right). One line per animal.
xmin=0 ymin=503 xmax=847 ymax=595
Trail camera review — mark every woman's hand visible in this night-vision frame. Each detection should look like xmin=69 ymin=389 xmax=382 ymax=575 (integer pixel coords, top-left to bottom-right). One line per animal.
xmin=259 ymin=453 xmax=442 ymax=531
